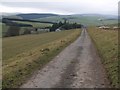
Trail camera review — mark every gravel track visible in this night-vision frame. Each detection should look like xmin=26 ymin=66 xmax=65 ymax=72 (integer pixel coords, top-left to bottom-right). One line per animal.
xmin=21 ymin=29 xmax=110 ymax=88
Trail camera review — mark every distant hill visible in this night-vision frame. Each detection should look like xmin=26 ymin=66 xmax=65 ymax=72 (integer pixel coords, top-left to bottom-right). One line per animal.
xmin=73 ymin=14 xmax=117 ymax=19
xmin=1 ymin=12 xmax=22 ymax=19
xmin=33 ymin=14 xmax=117 ymax=26
xmin=1 ymin=13 xmax=117 ymax=26
xmin=2 ymin=15 xmax=23 ymax=19
xmin=16 ymin=13 xmax=59 ymax=19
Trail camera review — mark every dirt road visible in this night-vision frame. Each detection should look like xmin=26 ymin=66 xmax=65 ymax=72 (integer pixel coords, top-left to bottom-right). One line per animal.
xmin=21 ymin=29 xmax=110 ymax=88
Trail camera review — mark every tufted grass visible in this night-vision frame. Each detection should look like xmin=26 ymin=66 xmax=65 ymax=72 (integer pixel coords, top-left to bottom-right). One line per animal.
xmin=88 ymin=27 xmax=118 ymax=88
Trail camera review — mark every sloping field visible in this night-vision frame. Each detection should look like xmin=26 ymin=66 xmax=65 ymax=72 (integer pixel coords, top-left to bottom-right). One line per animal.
xmin=13 ymin=21 xmax=52 ymax=28
xmin=3 ymin=29 xmax=81 ymax=88
xmin=88 ymin=27 xmax=118 ymax=87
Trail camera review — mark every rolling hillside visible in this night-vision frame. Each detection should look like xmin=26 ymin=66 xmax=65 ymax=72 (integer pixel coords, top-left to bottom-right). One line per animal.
xmin=2 ymin=13 xmax=117 ymax=26
xmin=33 ymin=14 xmax=117 ymax=26
xmin=1 ymin=13 xmax=118 ymax=37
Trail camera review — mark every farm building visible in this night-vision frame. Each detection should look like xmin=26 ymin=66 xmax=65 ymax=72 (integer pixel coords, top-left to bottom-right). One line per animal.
xmin=55 ymin=28 xmax=61 ymax=32
xmin=37 ymin=28 xmax=50 ymax=32
xmin=31 ymin=28 xmax=50 ymax=34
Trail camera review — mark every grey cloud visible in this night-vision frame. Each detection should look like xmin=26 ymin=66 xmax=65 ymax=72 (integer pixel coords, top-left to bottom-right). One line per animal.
xmin=1 ymin=1 xmax=118 ymax=15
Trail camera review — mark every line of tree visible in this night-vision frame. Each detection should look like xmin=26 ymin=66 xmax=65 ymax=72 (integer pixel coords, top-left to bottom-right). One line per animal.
xmin=2 ymin=18 xmax=57 ymax=24
xmin=50 ymin=21 xmax=82 ymax=32
xmin=62 ymin=23 xmax=82 ymax=30
xmin=2 ymin=19 xmax=33 ymax=27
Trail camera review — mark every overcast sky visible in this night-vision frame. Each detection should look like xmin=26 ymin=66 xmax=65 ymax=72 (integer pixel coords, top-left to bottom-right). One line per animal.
xmin=0 ymin=0 xmax=119 ymax=15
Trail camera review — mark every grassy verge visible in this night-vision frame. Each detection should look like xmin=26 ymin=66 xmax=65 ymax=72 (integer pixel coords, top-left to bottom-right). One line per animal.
xmin=3 ymin=29 xmax=81 ymax=88
xmin=88 ymin=27 xmax=118 ymax=87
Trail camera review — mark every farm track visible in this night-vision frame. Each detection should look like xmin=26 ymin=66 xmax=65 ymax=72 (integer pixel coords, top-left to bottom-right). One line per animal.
xmin=21 ymin=29 xmax=110 ymax=88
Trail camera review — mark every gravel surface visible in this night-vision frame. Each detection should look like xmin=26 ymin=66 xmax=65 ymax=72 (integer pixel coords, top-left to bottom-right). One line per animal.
xmin=21 ymin=29 xmax=110 ymax=88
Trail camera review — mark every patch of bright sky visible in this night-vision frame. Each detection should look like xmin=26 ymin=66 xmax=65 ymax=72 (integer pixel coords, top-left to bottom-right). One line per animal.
xmin=0 ymin=0 xmax=119 ymax=15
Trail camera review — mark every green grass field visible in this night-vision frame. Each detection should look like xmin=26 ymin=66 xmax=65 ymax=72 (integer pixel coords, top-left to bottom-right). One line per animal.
xmin=88 ymin=27 xmax=118 ymax=87
xmin=14 ymin=21 xmax=52 ymax=28
xmin=3 ymin=29 xmax=81 ymax=88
